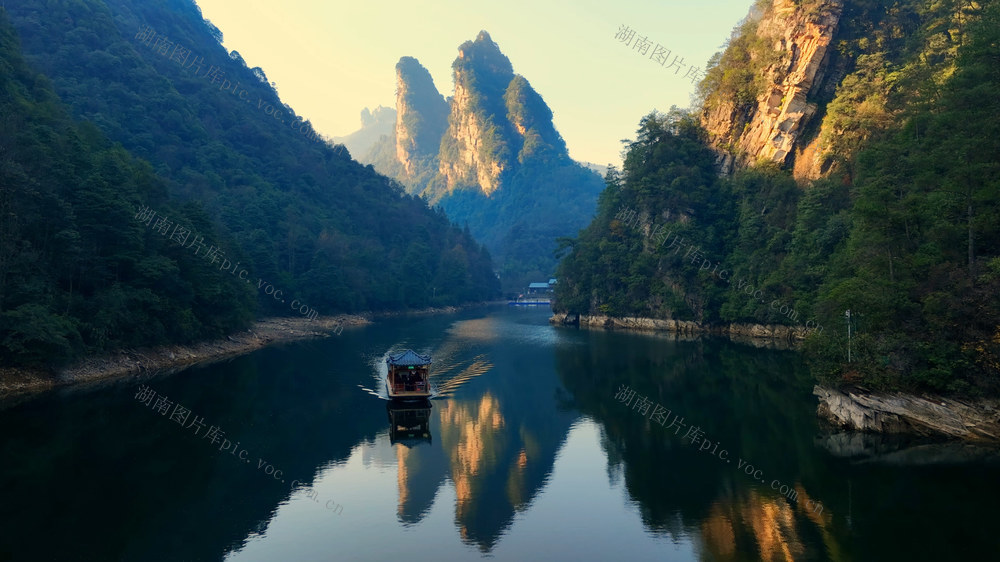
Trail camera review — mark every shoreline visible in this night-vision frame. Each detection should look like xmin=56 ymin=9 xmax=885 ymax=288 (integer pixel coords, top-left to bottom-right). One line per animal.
xmin=0 ymin=304 xmax=479 ymax=405
xmin=549 ymin=312 xmax=813 ymax=349
xmin=551 ymin=312 xmax=1000 ymax=443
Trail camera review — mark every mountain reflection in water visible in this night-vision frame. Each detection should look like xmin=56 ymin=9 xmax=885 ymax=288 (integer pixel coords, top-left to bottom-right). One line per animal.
xmin=1 ymin=307 xmax=997 ymax=561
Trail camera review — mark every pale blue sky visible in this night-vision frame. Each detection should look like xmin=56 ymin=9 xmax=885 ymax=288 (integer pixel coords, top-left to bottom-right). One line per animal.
xmin=194 ymin=0 xmax=753 ymax=166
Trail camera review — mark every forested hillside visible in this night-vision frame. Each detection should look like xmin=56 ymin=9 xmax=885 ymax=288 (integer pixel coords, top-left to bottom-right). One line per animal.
xmin=0 ymin=2 xmax=499 ymax=369
xmin=555 ymin=0 xmax=1000 ymax=395
xmin=0 ymin=9 xmax=254 ymax=367
xmin=4 ymin=0 xmax=498 ymax=309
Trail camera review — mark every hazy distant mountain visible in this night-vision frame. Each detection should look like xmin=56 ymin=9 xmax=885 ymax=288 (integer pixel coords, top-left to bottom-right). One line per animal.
xmin=370 ymin=32 xmax=605 ymax=290
xmin=578 ymin=161 xmax=609 ymax=177
xmin=331 ymin=105 xmax=395 ymax=162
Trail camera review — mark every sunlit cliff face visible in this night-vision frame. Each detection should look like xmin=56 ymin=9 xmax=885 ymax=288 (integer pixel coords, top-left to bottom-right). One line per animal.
xmin=700 ymin=0 xmax=846 ymax=181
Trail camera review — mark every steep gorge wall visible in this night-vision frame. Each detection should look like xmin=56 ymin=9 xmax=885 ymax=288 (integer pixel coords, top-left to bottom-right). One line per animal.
xmin=438 ymin=72 xmax=508 ymax=195
xmin=394 ymin=57 xmax=449 ymax=178
xmin=701 ymin=0 xmax=846 ymax=180
xmin=436 ymin=31 xmax=517 ymax=196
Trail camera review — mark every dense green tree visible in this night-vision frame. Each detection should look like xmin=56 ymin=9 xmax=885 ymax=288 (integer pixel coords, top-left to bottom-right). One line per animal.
xmin=809 ymin=0 xmax=1000 ymax=393
xmin=0 ymin=9 xmax=257 ymax=367
xmin=556 ymin=110 xmax=733 ymax=322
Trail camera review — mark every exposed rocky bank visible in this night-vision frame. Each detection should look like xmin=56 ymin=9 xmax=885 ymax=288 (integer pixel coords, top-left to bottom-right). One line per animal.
xmin=814 ymin=385 xmax=1000 ymax=443
xmin=549 ymin=312 xmax=814 ymax=349
xmin=550 ymin=312 xmax=1000 ymax=443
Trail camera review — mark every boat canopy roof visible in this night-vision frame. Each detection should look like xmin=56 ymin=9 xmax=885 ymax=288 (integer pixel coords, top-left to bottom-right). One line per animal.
xmin=387 ymin=349 xmax=432 ymax=366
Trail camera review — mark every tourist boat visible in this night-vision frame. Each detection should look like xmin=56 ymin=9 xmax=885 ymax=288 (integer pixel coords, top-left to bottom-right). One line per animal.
xmin=386 ymin=349 xmax=432 ymax=400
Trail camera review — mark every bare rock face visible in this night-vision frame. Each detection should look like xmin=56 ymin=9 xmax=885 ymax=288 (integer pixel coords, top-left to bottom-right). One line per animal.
xmin=701 ymin=0 xmax=845 ymax=180
xmin=721 ymin=322 xmax=812 ymax=340
xmin=394 ymin=57 xmax=448 ymax=178
xmin=577 ymin=315 xmax=706 ymax=334
xmin=437 ymin=31 xmax=515 ymax=196
xmin=814 ymin=385 xmax=1000 ymax=442
xmin=387 ymin=31 xmax=582 ymax=207
xmin=440 ymin=76 xmax=506 ymax=195
xmin=549 ymin=314 xmax=813 ymax=349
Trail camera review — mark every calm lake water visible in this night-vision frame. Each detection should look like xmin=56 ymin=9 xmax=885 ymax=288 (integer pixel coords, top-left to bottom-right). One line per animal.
xmin=1 ymin=306 xmax=997 ymax=561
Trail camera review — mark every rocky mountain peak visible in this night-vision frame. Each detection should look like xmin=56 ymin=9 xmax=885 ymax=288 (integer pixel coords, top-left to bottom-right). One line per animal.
xmin=373 ymin=31 xmax=578 ymax=197
xmin=454 ymin=30 xmax=514 ymax=80
xmin=394 ymin=56 xmax=449 ymax=177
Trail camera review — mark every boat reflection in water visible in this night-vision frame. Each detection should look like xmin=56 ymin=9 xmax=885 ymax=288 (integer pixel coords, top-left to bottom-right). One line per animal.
xmin=386 ymin=399 xmax=433 ymax=447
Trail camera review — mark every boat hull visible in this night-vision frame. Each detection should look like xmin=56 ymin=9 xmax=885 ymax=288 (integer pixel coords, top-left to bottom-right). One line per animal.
xmin=386 ymin=381 xmax=432 ymax=400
